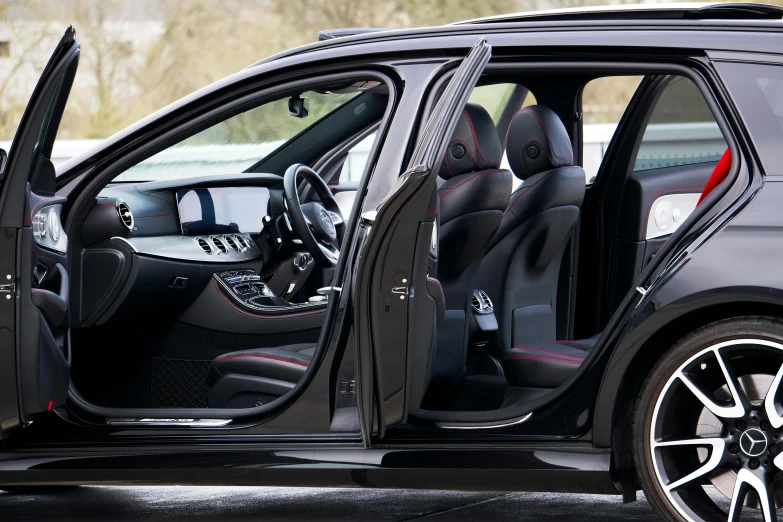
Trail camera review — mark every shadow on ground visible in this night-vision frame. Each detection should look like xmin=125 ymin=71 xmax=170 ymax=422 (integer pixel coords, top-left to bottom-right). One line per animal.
xmin=0 ymin=486 xmax=667 ymax=521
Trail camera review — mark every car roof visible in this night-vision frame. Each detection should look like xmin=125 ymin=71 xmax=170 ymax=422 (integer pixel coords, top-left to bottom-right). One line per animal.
xmin=250 ymin=2 xmax=783 ymax=69
xmin=453 ymin=2 xmax=783 ymax=25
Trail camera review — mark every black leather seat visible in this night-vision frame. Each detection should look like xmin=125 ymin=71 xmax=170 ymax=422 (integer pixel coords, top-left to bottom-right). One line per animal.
xmin=206 ymin=278 xmax=448 ymax=409
xmin=502 ymin=334 xmax=599 ymax=387
xmin=475 ymin=105 xmax=587 ymax=388
xmin=428 ymin=103 xmax=512 ymax=399
xmin=206 ymin=344 xmax=314 ymax=408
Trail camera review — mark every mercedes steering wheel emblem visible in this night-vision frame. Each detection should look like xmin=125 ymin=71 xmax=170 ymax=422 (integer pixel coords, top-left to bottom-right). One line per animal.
xmin=739 ymin=427 xmax=768 ymax=457
xmin=320 ymin=209 xmax=334 ymax=231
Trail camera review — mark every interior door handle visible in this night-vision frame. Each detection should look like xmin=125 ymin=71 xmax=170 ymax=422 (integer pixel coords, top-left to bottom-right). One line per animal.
xmin=30 ymin=263 xmax=68 ymax=327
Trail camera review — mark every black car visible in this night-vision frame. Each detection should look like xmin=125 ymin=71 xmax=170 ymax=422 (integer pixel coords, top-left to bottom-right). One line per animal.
xmin=2 ymin=3 xmax=783 ymax=521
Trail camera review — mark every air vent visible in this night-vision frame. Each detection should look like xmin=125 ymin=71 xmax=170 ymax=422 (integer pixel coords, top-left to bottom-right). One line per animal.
xmin=116 ymin=199 xmax=134 ymax=231
xmin=224 ymin=235 xmax=240 ymax=252
xmin=196 ymin=237 xmax=213 ymax=254
xmin=479 ymin=290 xmax=493 ymax=312
xmin=471 ymin=294 xmax=482 ymax=312
xmin=211 ymin=236 xmax=228 ymax=254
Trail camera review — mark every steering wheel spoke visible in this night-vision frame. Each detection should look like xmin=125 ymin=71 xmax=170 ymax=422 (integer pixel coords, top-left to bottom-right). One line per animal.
xmin=283 ymin=164 xmax=345 ymax=267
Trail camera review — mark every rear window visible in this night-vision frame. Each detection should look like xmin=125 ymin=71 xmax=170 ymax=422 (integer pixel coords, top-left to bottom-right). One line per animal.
xmin=715 ymin=61 xmax=783 ymax=175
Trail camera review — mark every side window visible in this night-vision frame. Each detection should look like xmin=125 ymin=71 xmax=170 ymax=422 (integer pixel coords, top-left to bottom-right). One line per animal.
xmin=633 ymin=76 xmax=727 ymax=171
xmin=582 ymin=75 xmax=643 ymax=183
xmin=714 ymin=61 xmax=783 ymax=174
xmin=468 ymin=83 xmax=516 ymax=124
xmin=337 ymin=131 xmax=377 ymax=183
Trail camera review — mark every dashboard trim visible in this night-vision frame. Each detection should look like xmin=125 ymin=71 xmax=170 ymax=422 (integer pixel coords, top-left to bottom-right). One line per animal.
xmin=120 ymin=234 xmax=261 ymax=263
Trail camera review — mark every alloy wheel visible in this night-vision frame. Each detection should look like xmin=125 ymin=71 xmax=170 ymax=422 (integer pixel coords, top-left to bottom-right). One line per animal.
xmin=650 ymin=339 xmax=783 ymax=522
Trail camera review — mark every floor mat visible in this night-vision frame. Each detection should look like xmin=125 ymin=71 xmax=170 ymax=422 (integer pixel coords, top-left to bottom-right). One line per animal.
xmin=150 ymin=358 xmax=211 ymax=408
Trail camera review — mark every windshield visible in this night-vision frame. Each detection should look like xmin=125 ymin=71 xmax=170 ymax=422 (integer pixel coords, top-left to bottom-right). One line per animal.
xmin=115 ymin=90 xmax=359 ymax=182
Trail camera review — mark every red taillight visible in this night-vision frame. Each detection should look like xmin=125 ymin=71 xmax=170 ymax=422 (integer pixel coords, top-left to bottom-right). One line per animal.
xmin=47 ymin=400 xmax=53 ymax=411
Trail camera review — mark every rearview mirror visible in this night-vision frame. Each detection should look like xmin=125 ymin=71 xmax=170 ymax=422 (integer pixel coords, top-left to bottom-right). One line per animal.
xmin=288 ymin=95 xmax=309 ymax=118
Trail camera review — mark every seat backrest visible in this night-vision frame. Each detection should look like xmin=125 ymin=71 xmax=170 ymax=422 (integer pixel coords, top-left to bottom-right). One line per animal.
xmin=427 ymin=103 xmax=512 ymax=400
xmin=477 ymin=105 xmax=585 ymax=356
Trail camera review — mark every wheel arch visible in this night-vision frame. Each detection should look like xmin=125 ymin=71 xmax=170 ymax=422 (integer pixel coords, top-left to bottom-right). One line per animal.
xmin=595 ymin=292 xmax=783 ymax=491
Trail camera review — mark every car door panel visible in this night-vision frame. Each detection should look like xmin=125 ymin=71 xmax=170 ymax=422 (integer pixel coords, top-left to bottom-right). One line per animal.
xmin=352 ymin=38 xmax=491 ymax=438
xmin=0 ymin=28 xmax=79 ymax=432
xmin=607 ymin=162 xmax=715 ymax=315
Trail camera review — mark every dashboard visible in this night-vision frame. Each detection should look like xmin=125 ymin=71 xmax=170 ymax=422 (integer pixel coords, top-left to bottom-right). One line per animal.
xmin=86 ymin=173 xmax=285 ymax=264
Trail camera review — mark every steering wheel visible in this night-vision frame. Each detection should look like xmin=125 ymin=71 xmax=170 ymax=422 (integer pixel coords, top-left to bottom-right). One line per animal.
xmin=283 ymin=164 xmax=345 ymax=267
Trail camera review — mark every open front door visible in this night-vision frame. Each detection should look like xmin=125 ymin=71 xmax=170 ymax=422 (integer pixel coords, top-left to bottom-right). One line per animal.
xmin=352 ymin=38 xmax=491 ymax=439
xmin=0 ymin=28 xmax=79 ymax=436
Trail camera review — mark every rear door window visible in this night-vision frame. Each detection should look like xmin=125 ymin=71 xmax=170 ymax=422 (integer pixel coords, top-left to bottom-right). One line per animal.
xmin=633 ymin=77 xmax=727 ymax=172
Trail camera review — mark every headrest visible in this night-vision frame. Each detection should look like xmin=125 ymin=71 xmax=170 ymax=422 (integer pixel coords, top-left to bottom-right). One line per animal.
xmin=439 ymin=103 xmax=502 ymax=180
xmin=506 ymin=105 xmax=573 ymax=180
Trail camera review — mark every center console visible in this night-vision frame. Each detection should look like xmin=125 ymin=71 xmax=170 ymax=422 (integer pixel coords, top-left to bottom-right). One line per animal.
xmin=214 ymin=269 xmax=327 ymax=314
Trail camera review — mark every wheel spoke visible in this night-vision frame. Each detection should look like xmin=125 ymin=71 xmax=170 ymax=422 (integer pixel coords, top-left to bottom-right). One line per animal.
xmin=765 ymin=363 xmax=783 ymax=429
xmin=728 ymin=468 xmax=777 ymax=522
xmin=653 ymin=438 xmax=725 ymax=491
xmin=676 ymin=347 xmax=745 ymax=419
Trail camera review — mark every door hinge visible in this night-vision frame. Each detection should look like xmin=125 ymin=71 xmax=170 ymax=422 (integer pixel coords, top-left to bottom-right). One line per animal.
xmin=340 ymin=380 xmax=355 ymax=395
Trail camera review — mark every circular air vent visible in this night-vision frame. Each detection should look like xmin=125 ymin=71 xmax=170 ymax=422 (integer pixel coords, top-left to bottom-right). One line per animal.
xmin=471 ymin=289 xmax=494 ymax=314
xmin=115 ymin=199 xmax=134 ymax=231
xmin=479 ymin=290 xmax=493 ymax=312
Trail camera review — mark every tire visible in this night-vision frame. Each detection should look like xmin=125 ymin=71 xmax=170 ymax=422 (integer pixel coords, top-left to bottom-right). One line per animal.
xmin=634 ymin=316 xmax=783 ymax=522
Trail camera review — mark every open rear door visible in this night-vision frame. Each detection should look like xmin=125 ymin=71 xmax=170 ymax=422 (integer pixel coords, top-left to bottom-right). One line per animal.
xmin=352 ymin=38 xmax=491 ymax=440
xmin=0 ymin=28 xmax=79 ymax=436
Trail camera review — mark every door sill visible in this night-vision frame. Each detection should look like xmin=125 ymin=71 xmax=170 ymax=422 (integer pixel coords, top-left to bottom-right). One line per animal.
xmin=434 ymin=412 xmax=532 ymax=430
xmin=106 ymin=418 xmax=232 ymax=427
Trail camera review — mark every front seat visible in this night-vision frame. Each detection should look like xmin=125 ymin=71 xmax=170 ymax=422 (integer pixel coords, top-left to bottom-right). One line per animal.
xmin=206 ymin=278 xmax=447 ymax=408
xmin=427 ymin=103 xmax=512 ymax=400
xmin=476 ymin=105 xmax=587 ymax=388
xmin=206 ymin=344 xmax=315 ymax=408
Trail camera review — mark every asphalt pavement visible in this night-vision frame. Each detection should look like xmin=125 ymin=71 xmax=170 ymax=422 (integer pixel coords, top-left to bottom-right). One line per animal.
xmin=0 ymin=486 xmax=667 ymax=521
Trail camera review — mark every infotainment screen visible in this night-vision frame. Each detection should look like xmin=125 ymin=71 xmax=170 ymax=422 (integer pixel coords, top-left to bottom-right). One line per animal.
xmin=176 ymin=186 xmax=270 ymax=236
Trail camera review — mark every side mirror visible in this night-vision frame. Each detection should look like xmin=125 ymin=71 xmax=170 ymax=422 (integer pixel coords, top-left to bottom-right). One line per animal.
xmin=288 ymin=95 xmax=309 ymax=118
xmin=0 ymin=148 xmax=7 ymax=178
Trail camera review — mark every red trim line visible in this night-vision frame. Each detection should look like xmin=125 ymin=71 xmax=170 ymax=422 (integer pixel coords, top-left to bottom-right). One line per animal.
xmin=503 ymin=354 xmax=582 ymax=365
xmin=439 ymin=170 xmax=507 ymax=199
xmin=214 ymin=354 xmax=309 ymax=367
xmin=511 ymin=346 xmax=585 ymax=360
xmin=31 ymin=289 xmax=67 ymax=311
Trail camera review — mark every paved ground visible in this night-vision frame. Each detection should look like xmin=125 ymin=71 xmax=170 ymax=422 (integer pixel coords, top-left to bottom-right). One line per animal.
xmin=0 ymin=487 xmax=666 ymax=521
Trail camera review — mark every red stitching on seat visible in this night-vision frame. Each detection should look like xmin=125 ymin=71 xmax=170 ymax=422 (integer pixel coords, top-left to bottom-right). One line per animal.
xmin=449 ymin=138 xmax=481 ymax=170
xmin=438 ymin=170 xmax=507 ymax=199
xmin=512 ymin=107 xmax=572 ymax=164
xmin=503 ymin=354 xmax=582 ymax=365
xmin=31 ymin=289 xmax=67 ymax=311
xmin=502 ymin=169 xmax=557 ymax=218
xmin=462 ymin=108 xmax=498 ymax=167
xmin=214 ymin=354 xmax=309 ymax=367
xmin=512 ymin=346 xmax=585 ymax=359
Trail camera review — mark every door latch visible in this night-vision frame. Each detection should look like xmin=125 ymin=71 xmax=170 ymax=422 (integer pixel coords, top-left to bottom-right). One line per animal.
xmin=0 ymin=283 xmax=15 ymax=293
xmin=392 ymin=286 xmax=409 ymax=299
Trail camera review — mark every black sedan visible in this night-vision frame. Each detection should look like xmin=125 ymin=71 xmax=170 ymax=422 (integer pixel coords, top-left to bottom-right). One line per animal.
xmin=1 ymin=3 xmax=783 ymax=522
